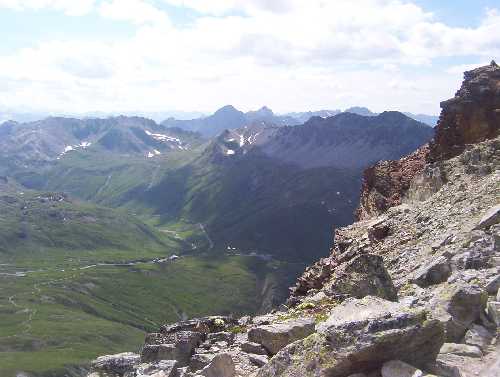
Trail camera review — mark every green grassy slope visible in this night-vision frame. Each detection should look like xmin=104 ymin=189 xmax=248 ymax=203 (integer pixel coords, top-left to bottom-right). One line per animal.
xmin=11 ymin=145 xmax=359 ymax=263
xmin=142 ymin=152 xmax=361 ymax=262
xmin=0 ymin=185 xmax=304 ymax=377
xmin=0 ymin=188 xmax=179 ymax=257
xmin=0 ymin=254 xmax=302 ymax=377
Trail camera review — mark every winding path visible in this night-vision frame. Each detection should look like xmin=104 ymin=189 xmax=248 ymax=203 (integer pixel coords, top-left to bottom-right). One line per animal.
xmin=199 ymin=223 xmax=214 ymax=250
xmin=96 ymin=173 xmax=113 ymax=197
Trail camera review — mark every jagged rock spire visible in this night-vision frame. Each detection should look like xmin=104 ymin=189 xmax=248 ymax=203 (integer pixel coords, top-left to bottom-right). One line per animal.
xmin=429 ymin=62 xmax=500 ymax=161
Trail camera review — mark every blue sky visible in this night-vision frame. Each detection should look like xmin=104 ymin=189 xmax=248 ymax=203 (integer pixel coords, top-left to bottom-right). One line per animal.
xmin=0 ymin=0 xmax=498 ymax=116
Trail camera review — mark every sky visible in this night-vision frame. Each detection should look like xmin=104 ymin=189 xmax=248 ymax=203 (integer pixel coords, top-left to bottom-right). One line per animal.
xmin=0 ymin=0 xmax=499 ymax=116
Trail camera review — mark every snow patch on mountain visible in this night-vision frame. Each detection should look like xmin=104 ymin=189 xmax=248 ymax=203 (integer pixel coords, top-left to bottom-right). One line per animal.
xmin=145 ymin=130 xmax=187 ymax=150
xmin=57 ymin=141 xmax=92 ymax=160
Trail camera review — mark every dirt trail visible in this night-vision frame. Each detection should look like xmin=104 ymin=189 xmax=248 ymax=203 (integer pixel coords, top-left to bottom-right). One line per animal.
xmin=199 ymin=223 xmax=214 ymax=250
xmin=147 ymin=165 xmax=161 ymax=190
xmin=96 ymin=173 xmax=113 ymax=197
xmin=7 ymin=294 xmax=36 ymax=334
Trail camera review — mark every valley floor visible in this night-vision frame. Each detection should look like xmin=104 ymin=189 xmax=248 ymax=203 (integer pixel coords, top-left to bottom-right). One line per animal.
xmin=0 ymin=248 xmax=304 ymax=377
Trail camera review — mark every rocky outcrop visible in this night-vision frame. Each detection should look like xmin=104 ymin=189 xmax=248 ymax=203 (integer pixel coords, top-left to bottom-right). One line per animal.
xmin=289 ymin=231 xmax=397 ymax=304
xmin=257 ymin=297 xmax=444 ymax=377
xmin=429 ymin=61 xmax=500 ymax=162
xmin=427 ymin=282 xmax=488 ymax=342
xmin=90 ymin=353 xmax=140 ymax=376
xmin=199 ymin=353 xmax=236 ymax=377
xmin=247 ymin=318 xmax=315 ymax=355
xmin=357 ymin=61 xmax=500 ymax=221
xmin=356 ymin=145 xmax=430 ymax=221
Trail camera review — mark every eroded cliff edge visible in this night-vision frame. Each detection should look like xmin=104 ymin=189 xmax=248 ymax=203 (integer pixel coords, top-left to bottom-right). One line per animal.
xmin=356 ymin=61 xmax=500 ymax=221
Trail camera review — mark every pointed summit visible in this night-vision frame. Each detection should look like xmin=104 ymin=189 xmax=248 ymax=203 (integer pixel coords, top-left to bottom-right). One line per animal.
xmin=430 ymin=62 xmax=500 ymax=161
xmin=491 ymin=60 xmax=498 ymax=67
xmin=214 ymin=105 xmax=241 ymax=115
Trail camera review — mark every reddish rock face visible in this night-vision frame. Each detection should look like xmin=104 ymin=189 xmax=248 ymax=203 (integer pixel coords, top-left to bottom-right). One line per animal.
xmin=430 ymin=61 xmax=500 ymax=161
xmin=355 ymin=145 xmax=429 ymax=221
xmin=355 ymin=61 xmax=500 ymax=221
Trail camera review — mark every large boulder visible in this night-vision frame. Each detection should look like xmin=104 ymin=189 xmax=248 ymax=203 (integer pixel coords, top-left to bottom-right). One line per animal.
xmin=464 ymin=324 xmax=493 ymax=351
xmin=131 ymin=360 xmax=178 ymax=377
xmin=427 ymin=283 xmax=488 ymax=342
xmin=257 ymin=296 xmax=444 ymax=377
xmin=323 ymin=254 xmax=398 ymax=301
xmin=381 ymin=360 xmax=423 ymax=377
xmin=248 ymin=318 xmax=315 ymax=355
xmin=410 ymin=256 xmax=452 ymax=287
xmin=240 ymin=341 xmax=268 ymax=355
xmin=487 ymin=300 xmax=500 ymax=326
xmin=141 ymin=344 xmax=178 ymax=364
xmin=141 ymin=331 xmax=203 ymax=365
xmin=439 ymin=343 xmax=482 ymax=358
xmin=199 ymin=353 xmax=235 ymax=377
xmin=474 ymin=204 xmax=500 ymax=230
xmin=91 ymin=352 xmax=140 ymax=376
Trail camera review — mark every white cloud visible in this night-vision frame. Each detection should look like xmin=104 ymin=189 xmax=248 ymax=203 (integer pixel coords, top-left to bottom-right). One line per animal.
xmin=0 ymin=0 xmax=499 ymax=115
xmin=163 ymin=0 xmax=292 ymax=15
xmin=99 ymin=0 xmax=171 ymax=26
xmin=0 ymin=0 xmax=96 ymax=16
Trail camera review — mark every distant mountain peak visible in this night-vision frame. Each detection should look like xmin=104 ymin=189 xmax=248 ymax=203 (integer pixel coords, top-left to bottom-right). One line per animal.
xmin=344 ymin=106 xmax=376 ymax=116
xmin=214 ymin=105 xmax=241 ymax=115
xmin=255 ymin=106 xmax=274 ymax=115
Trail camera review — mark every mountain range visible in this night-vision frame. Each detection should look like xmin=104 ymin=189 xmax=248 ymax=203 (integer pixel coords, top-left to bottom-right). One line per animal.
xmin=0 ymin=101 xmax=435 ymax=376
xmin=160 ymin=105 xmax=438 ymax=137
xmin=1 ymin=110 xmax=433 ymax=261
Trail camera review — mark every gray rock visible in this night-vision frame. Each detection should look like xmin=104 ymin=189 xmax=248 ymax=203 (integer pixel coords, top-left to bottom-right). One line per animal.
xmin=411 ymin=256 xmax=452 ymax=287
xmin=188 ymin=353 xmax=214 ymax=372
xmin=399 ymin=296 xmax=419 ymax=308
xmin=258 ymin=296 xmax=444 ymax=377
xmin=324 ymin=254 xmax=398 ymax=301
xmin=238 ymin=316 xmax=252 ymax=326
xmin=439 ymin=343 xmax=482 ymax=357
xmin=249 ymin=354 xmax=269 ymax=367
xmin=240 ymin=341 xmax=268 ymax=355
xmin=487 ymin=300 xmax=500 ymax=326
xmin=381 ymin=360 xmax=423 ymax=377
xmin=427 ymin=283 xmax=488 ymax=342
xmin=199 ymin=353 xmax=235 ymax=377
xmin=427 ymin=354 xmax=463 ymax=377
xmin=141 ymin=331 xmax=203 ymax=365
xmin=134 ymin=360 xmax=178 ymax=377
xmin=176 ymin=367 xmax=190 ymax=377
xmin=451 ymin=233 xmax=497 ymax=270
xmin=248 ymin=317 xmax=315 ymax=355
xmin=479 ymin=310 xmax=497 ymax=330
xmin=464 ymin=324 xmax=493 ymax=351
xmin=162 ymin=317 xmax=238 ymax=334
xmin=91 ymin=352 xmax=140 ymax=375
xmin=485 ymin=275 xmax=500 ymax=295
xmin=207 ymin=332 xmax=235 ymax=345
xmin=141 ymin=344 xmax=178 ymax=363
xmin=474 ymin=204 xmax=500 ymax=229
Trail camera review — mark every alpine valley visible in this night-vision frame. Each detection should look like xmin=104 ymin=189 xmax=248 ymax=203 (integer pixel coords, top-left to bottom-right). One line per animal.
xmin=0 ymin=100 xmax=433 ymax=376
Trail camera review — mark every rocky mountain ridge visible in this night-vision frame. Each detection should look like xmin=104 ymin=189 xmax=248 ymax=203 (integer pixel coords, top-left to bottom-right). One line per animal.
xmin=86 ymin=63 xmax=500 ymax=377
xmin=160 ymin=105 xmax=438 ymax=137
xmin=0 ymin=116 xmax=202 ymax=175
